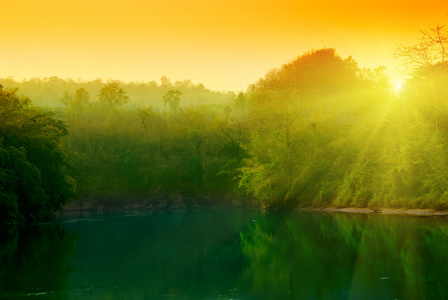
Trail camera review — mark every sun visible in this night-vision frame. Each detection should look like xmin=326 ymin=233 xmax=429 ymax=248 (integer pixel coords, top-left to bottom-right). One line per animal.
xmin=391 ymin=80 xmax=404 ymax=94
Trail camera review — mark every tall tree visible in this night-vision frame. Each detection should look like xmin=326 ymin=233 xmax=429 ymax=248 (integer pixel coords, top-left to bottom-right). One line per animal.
xmin=163 ymin=90 xmax=182 ymax=113
xmin=239 ymin=48 xmax=389 ymax=207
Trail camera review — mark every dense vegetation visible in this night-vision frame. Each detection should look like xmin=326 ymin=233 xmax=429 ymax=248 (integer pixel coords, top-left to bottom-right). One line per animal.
xmin=58 ymin=81 xmax=245 ymax=200
xmin=0 ymin=86 xmax=75 ymax=221
xmin=2 ymin=25 xmax=448 ymax=220
xmin=238 ymin=44 xmax=448 ymax=210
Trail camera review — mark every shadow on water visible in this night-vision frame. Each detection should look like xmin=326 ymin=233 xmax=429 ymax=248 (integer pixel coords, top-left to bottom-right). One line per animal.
xmin=2 ymin=210 xmax=448 ymax=299
xmin=59 ymin=209 xmax=259 ymax=299
xmin=0 ymin=222 xmax=77 ymax=299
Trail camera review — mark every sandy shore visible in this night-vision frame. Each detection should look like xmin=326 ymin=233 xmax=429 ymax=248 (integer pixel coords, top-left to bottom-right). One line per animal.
xmin=315 ymin=207 xmax=448 ymax=217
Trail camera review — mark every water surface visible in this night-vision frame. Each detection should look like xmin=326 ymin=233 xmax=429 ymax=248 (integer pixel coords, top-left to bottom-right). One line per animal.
xmin=1 ymin=210 xmax=448 ymax=299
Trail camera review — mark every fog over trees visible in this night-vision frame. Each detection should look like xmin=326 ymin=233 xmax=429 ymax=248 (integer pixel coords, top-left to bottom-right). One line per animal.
xmin=2 ymin=25 xmax=448 ymax=221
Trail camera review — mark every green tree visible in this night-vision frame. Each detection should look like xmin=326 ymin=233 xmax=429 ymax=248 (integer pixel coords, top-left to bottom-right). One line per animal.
xmin=0 ymin=85 xmax=75 ymax=221
xmin=240 ymin=49 xmax=359 ymax=206
xmin=239 ymin=48 xmax=392 ymax=208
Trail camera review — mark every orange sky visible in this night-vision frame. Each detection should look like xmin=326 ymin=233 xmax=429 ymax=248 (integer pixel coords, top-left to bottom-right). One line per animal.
xmin=1 ymin=0 xmax=448 ymax=91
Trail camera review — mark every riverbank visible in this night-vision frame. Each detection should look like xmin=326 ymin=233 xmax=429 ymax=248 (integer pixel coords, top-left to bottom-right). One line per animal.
xmin=59 ymin=196 xmax=448 ymax=218
xmin=305 ymin=207 xmax=448 ymax=217
xmin=59 ymin=194 xmax=253 ymax=213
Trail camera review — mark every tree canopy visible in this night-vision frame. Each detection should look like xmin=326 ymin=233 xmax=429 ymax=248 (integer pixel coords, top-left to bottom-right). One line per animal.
xmin=0 ymin=85 xmax=75 ymax=221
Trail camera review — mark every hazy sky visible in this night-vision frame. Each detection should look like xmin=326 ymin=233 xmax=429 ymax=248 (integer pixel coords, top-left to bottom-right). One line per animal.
xmin=1 ymin=0 xmax=447 ymax=91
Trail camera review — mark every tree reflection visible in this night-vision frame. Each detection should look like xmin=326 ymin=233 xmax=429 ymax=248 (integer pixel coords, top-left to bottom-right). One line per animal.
xmin=240 ymin=212 xmax=448 ymax=299
xmin=0 ymin=223 xmax=77 ymax=299
xmin=6 ymin=211 xmax=448 ymax=299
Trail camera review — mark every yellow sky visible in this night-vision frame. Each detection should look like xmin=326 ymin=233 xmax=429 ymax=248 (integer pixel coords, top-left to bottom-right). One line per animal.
xmin=1 ymin=0 xmax=447 ymax=91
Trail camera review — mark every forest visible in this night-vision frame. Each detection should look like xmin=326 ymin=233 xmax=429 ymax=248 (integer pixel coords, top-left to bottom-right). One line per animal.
xmin=2 ymin=25 xmax=448 ymax=221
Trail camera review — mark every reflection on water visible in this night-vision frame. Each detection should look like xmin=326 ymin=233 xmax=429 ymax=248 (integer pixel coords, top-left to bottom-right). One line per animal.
xmin=2 ymin=210 xmax=448 ymax=299
xmin=240 ymin=212 xmax=448 ymax=299
xmin=0 ymin=222 xmax=77 ymax=299
xmin=60 ymin=210 xmax=255 ymax=299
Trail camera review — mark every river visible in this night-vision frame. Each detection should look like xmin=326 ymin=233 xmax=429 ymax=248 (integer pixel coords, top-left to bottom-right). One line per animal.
xmin=1 ymin=209 xmax=448 ymax=299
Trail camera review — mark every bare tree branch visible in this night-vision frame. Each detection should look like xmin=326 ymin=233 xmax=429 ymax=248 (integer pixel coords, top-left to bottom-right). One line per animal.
xmin=394 ymin=25 xmax=448 ymax=75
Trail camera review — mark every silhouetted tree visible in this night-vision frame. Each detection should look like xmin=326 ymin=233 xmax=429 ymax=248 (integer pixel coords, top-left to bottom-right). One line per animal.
xmin=394 ymin=24 xmax=448 ymax=72
xmin=163 ymin=90 xmax=182 ymax=113
xmin=99 ymin=82 xmax=129 ymax=106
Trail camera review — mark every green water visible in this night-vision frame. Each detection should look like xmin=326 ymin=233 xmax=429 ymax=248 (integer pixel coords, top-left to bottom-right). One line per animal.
xmin=1 ymin=210 xmax=448 ymax=299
